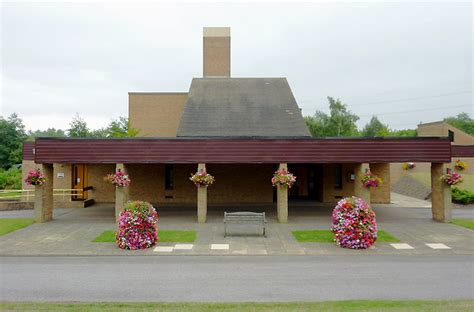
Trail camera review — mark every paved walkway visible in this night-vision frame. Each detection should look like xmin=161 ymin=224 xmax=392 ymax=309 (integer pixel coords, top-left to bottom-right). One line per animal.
xmin=0 ymin=195 xmax=473 ymax=256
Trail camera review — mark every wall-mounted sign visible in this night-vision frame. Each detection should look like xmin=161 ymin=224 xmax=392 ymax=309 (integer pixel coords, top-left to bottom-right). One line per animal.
xmin=57 ymin=173 xmax=65 ymax=178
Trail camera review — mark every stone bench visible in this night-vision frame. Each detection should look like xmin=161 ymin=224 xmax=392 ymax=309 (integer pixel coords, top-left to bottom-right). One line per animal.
xmin=224 ymin=211 xmax=266 ymax=237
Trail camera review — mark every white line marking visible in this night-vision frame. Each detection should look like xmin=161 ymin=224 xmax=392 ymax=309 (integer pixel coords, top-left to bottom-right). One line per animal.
xmin=174 ymin=244 xmax=194 ymax=250
xmin=390 ymin=243 xmax=414 ymax=250
xmin=425 ymin=243 xmax=451 ymax=249
xmin=153 ymin=246 xmax=174 ymax=252
xmin=211 ymin=244 xmax=229 ymax=250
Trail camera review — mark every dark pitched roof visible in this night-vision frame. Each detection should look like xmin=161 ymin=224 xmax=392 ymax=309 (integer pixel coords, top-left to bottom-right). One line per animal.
xmin=176 ymin=78 xmax=311 ymax=137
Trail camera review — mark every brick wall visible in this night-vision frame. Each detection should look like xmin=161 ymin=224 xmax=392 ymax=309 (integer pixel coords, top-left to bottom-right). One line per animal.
xmin=370 ymin=163 xmax=391 ymax=204
xmin=322 ymin=163 xmax=356 ymax=203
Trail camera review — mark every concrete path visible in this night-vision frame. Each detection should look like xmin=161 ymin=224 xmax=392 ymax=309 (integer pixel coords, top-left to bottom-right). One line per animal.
xmin=1 ymin=255 xmax=473 ymax=302
xmin=0 ymin=199 xmax=473 ymax=256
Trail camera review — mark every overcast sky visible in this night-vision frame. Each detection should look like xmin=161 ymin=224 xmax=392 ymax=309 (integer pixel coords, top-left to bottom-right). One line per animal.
xmin=1 ymin=0 xmax=472 ymax=132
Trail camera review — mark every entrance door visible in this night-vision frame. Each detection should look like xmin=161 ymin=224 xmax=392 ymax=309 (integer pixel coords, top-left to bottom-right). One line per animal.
xmin=72 ymin=164 xmax=88 ymax=200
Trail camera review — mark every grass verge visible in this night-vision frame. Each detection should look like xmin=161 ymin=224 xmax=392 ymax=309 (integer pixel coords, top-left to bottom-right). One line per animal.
xmin=0 ymin=300 xmax=473 ymax=311
xmin=450 ymin=219 xmax=474 ymax=230
xmin=92 ymin=230 xmax=196 ymax=243
xmin=292 ymin=230 xmax=400 ymax=243
xmin=0 ymin=218 xmax=35 ymax=236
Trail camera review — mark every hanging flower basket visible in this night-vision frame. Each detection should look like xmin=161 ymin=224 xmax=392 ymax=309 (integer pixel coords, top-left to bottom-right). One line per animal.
xmin=454 ymin=160 xmax=468 ymax=171
xmin=105 ymin=171 xmax=131 ymax=188
xmin=271 ymin=169 xmax=296 ymax=188
xmin=331 ymin=196 xmax=378 ymax=249
xmin=189 ymin=170 xmax=215 ymax=187
xmin=402 ymin=162 xmax=416 ymax=170
xmin=116 ymin=201 xmax=158 ymax=250
xmin=361 ymin=169 xmax=382 ymax=188
xmin=441 ymin=169 xmax=463 ymax=186
xmin=25 ymin=169 xmax=47 ymax=186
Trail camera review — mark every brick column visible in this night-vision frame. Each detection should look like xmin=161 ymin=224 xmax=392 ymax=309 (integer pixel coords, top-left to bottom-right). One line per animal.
xmin=431 ymin=163 xmax=452 ymax=222
xmin=370 ymin=163 xmax=391 ymax=204
xmin=197 ymin=163 xmax=207 ymax=223
xmin=34 ymin=163 xmax=54 ymax=223
xmin=354 ymin=163 xmax=371 ymax=205
xmin=115 ymin=163 xmax=130 ymax=219
xmin=277 ymin=163 xmax=288 ymax=223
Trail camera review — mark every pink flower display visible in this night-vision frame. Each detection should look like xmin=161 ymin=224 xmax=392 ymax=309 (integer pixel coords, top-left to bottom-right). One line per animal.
xmin=189 ymin=170 xmax=215 ymax=187
xmin=116 ymin=201 xmax=159 ymax=250
xmin=331 ymin=197 xmax=378 ymax=249
xmin=361 ymin=169 xmax=382 ymax=188
xmin=441 ymin=169 xmax=463 ymax=186
xmin=25 ymin=169 xmax=47 ymax=186
xmin=271 ymin=169 xmax=297 ymax=188
xmin=105 ymin=171 xmax=131 ymax=188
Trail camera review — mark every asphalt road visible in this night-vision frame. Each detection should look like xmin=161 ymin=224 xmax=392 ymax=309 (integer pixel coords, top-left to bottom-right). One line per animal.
xmin=1 ymin=255 xmax=473 ymax=302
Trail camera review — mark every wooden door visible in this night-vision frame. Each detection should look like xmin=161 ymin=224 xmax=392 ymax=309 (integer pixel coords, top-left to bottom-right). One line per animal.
xmin=72 ymin=164 xmax=88 ymax=200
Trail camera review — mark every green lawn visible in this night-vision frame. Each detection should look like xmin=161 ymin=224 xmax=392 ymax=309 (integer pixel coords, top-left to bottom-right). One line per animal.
xmin=0 ymin=300 xmax=472 ymax=311
xmin=92 ymin=230 xmax=197 ymax=243
xmin=450 ymin=219 xmax=474 ymax=230
xmin=0 ymin=218 xmax=35 ymax=236
xmin=0 ymin=190 xmax=22 ymax=199
xmin=292 ymin=230 xmax=400 ymax=243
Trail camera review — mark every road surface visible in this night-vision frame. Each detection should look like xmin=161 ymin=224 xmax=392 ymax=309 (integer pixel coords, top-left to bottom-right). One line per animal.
xmin=1 ymin=255 xmax=473 ymax=302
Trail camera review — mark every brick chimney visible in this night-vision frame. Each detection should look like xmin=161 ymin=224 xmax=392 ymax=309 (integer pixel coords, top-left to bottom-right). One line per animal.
xmin=203 ymin=27 xmax=230 ymax=77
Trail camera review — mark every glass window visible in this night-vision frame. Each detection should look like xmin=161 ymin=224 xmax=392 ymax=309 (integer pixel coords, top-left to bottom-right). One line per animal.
xmin=165 ymin=164 xmax=174 ymax=190
xmin=334 ymin=164 xmax=343 ymax=189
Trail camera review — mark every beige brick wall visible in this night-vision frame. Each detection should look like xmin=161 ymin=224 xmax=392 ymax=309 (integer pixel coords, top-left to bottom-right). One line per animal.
xmin=417 ymin=122 xmax=474 ymax=145
xmin=322 ymin=164 xmax=356 ymax=203
xmin=129 ymin=93 xmax=188 ymax=137
xmin=125 ymin=163 xmax=274 ymax=205
xmin=370 ymin=163 xmax=391 ymax=204
xmin=21 ymin=160 xmax=36 ymax=201
xmin=203 ymin=27 xmax=231 ymax=77
xmin=88 ymin=164 xmax=116 ymax=203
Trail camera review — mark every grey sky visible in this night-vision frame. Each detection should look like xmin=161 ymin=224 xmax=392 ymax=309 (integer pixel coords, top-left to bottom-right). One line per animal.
xmin=1 ymin=1 xmax=472 ymax=132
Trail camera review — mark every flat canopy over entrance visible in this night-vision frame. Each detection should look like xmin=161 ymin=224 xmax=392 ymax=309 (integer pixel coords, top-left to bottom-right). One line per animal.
xmin=29 ymin=137 xmax=453 ymax=164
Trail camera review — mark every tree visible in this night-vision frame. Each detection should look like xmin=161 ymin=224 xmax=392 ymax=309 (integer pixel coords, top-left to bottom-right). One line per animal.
xmin=361 ymin=116 xmax=390 ymax=137
xmin=389 ymin=129 xmax=417 ymax=137
xmin=107 ymin=116 xmax=139 ymax=138
xmin=67 ymin=113 xmax=90 ymax=137
xmin=305 ymin=97 xmax=359 ymax=137
xmin=444 ymin=112 xmax=474 ymax=136
xmin=0 ymin=113 xmax=26 ymax=169
xmin=27 ymin=128 xmax=66 ymax=140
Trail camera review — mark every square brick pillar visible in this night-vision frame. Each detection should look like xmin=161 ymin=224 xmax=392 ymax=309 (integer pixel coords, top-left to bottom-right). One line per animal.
xmin=34 ymin=163 xmax=54 ymax=223
xmin=115 ymin=163 xmax=130 ymax=219
xmin=354 ymin=163 xmax=371 ymax=205
xmin=197 ymin=163 xmax=207 ymax=223
xmin=370 ymin=163 xmax=391 ymax=204
xmin=277 ymin=163 xmax=288 ymax=223
xmin=431 ymin=163 xmax=452 ymax=222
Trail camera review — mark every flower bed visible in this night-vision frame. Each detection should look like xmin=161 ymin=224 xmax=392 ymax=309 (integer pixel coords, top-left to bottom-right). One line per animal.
xmin=116 ymin=201 xmax=158 ymax=250
xmin=361 ymin=169 xmax=382 ymax=188
xmin=105 ymin=171 xmax=131 ymax=187
xmin=441 ymin=169 xmax=463 ymax=186
xmin=331 ymin=197 xmax=378 ymax=249
xmin=271 ymin=169 xmax=296 ymax=188
xmin=189 ymin=170 xmax=215 ymax=187
xmin=25 ymin=169 xmax=47 ymax=186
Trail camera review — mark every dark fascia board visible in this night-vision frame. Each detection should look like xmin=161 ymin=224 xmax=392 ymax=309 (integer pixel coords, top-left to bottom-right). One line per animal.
xmin=34 ymin=136 xmax=451 ymax=141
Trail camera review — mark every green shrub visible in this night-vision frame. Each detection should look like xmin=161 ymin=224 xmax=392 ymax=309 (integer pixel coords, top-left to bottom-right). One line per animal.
xmin=452 ymin=187 xmax=474 ymax=205
xmin=0 ymin=167 xmax=22 ymax=190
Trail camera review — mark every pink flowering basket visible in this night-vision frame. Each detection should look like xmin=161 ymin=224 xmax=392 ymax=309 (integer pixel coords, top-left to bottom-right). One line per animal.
xmin=331 ymin=197 xmax=378 ymax=249
xmin=361 ymin=170 xmax=382 ymax=188
xmin=105 ymin=171 xmax=131 ymax=188
xmin=189 ymin=170 xmax=215 ymax=187
xmin=25 ymin=169 xmax=47 ymax=186
xmin=116 ymin=201 xmax=159 ymax=250
xmin=271 ymin=169 xmax=297 ymax=188
xmin=441 ymin=169 xmax=463 ymax=186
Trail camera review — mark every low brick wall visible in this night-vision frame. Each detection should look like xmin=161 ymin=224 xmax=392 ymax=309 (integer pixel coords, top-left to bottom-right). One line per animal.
xmin=0 ymin=201 xmax=34 ymax=211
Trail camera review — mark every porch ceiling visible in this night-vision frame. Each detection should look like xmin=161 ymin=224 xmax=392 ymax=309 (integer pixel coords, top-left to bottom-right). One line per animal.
xmin=29 ymin=137 xmax=453 ymax=164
